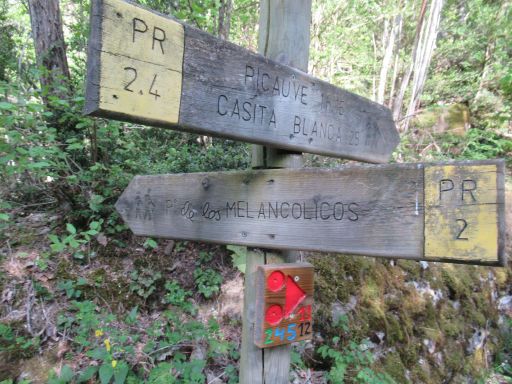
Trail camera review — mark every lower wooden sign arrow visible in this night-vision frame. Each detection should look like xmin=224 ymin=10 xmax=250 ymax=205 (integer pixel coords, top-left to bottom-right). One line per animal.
xmin=115 ymin=159 xmax=506 ymax=266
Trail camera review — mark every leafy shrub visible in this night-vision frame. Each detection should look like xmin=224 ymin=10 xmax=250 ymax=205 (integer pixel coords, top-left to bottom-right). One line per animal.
xmin=194 ymin=268 xmax=223 ymax=299
xmin=318 ymin=337 xmax=395 ymax=383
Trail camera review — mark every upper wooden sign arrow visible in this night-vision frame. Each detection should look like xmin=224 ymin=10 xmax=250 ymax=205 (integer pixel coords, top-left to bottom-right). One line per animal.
xmin=115 ymin=159 xmax=506 ymax=266
xmin=84 ymin=0 xmax=399 ymax=163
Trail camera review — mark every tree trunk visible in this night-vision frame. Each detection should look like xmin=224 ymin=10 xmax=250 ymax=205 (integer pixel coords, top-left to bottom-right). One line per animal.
xmin=403 ymin=0 xmax=444 ymax=132
xmin=377 ymin=16 xmax=399 ymax=105
xmin=388 ymin=15 xmax=403 ymax=108
xmin=392 ymin=0 xmax=429 ymax=122
xmin=28 ymin=0 xmax=71 ymax=104
xmin=218 ymin=0 xmax=233 ymax=40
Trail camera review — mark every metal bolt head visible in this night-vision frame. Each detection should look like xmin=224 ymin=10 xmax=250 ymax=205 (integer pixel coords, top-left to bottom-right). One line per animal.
xmin=294 ymin=276 xmax=300 ymax=282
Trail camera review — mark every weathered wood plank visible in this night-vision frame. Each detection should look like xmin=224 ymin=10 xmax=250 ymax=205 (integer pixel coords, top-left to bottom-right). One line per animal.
xmin=115 ymin=159 xmax=506 ymax=266
xmin=239 ymin=249 xmax=265 ymax=384
xmin=84 ymin=0 xmax=399 ymax=163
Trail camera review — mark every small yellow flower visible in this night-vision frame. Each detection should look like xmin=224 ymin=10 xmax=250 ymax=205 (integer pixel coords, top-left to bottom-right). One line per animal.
xmin=104 ymin=338 xmax=111 ymax=352
xmin=95 ymin=329 xmax=104 ymax=338
xmin=111 ymin=360 xmax=117 ymax=368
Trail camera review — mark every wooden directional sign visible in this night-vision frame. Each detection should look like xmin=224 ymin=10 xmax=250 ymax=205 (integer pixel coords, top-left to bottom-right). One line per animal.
xmin=254 ymin=263 xmax=314 ymax=348
xmin=115 ymin=159 xmax=506 ymax=266
xmin=84 ymin=0 xmax=399 ymax=163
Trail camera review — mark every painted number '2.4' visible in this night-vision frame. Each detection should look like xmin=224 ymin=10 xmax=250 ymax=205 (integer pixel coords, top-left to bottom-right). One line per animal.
xmin=123 ymin=67 xmax=161 ymax=100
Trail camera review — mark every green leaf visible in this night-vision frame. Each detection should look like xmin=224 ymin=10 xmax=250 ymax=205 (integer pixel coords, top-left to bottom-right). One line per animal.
xmin=148 ymin=363 xmax=175 ymax=384
xmin=90 ymin=221 xmax=101 ymax=230
xmin=69 ymin=239 xmax=80 ymax=249
xmin=144 ymin=238 xmax=158 ymax=249
xmin=99 ymin=364 xmax=114 ymax=384
xmin=29 ymin=161 xmax=50 ymax=169
xmin=66 ymin=223 xmax=76 ymax=235
xmin=89 ymin=195 xmax=105 ymax=212
xmin=0 ymin=213 xmax=9 ymax=221
xmin=0 ymin=102 xmax=16 ymax=111
xmin=87 ymin=347 xmax=108 ymax=360
xmin=78 ymin=366 xmax=98 ymax=382
xmin=114 ymin=362 xmax=129 ymax=384
xmin=48 ymin=235 xmax=60 ymax=243
xmin=126 ymin=306 xmax=138 ymax=324
xmin=60 ymin=365 xmax=74 ymax=382
xmin=227 ymin=245 xmax=247 ymax=273
xmin=50 ymin=243 xmax=66 ymax=252
xmin=67 ymin=142 xmax=83 ymax=150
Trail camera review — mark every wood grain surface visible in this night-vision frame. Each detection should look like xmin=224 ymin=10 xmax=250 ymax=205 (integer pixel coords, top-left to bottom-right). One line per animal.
xmin=115 ymin=159 xmax=506 ymax=266
xmin=84 ymin=0 xmax=399 ymax=163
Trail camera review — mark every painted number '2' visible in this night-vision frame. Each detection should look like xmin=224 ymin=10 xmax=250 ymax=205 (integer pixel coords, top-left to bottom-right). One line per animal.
xmin=123 ymin=67 xmax=137 ymax=92
xmin=455 ymin=219 xmax=468 ymax=240
xmin=123 ymin=67 xmax=161 ymax=100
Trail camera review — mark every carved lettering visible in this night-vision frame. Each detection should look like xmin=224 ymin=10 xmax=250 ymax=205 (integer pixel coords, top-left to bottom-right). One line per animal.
xmin=244 ymin=64 xmax=308 ymax=105
xmin=132 ymin=18 xmax=148 ymax=43
xmin=461 ymin=179 xmax=477 ymax=202
xmin=217 ymin=94 xmax=275 ymax=127
xmin=439 ymin=179 xmax=454 ymax=200
xmin=152 ymin=26 xmax=166 ymax=54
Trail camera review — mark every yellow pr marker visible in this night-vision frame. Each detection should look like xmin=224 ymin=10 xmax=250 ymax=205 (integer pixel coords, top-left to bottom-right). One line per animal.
xmin=424 ymin=164 xmax=498 ymax=262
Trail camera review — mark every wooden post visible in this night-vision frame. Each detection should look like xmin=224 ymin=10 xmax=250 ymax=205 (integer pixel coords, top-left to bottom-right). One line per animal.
xmin=240 ymin=1 xmax=312 ymax=383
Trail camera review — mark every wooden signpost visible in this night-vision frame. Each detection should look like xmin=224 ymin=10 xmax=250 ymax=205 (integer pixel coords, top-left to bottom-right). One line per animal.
xmin=115 ymin=160 xmax=506 ymax=266
xmin=84 ymin=0 xmax=507 ymax=382
xmin=84 ymin=0 xmax=399 ymax=163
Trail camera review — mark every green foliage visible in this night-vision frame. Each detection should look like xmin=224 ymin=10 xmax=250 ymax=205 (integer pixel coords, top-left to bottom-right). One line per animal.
xmin=52 ymin=299 xmax=236 ymax=383
xmin=424 ymin=0 xmax=511 ymax=130
xmin=194 ymin=267 xmax=223 ymax=299
xmin=427 ymin=128 xmax=512 ymax=165
xmin=192 ymin=251 xmax=223 ymax=298
xmin=48 ymin=365 xmax=74 ymax=384
xmin=57 ymin=277 xmax=88 ymax=299
xmin=164 ymin=281 xmax=194 ymax=314
xmin=494 ymin=318 xmax=512 ymax=380
xmin=318 ymin=337 xmax=396 ymax=384
xmin=226 ymin=245 xmax=247 ymax=273
xmin=0 ymin=323 xmax=40 ymax=358
xmin=143 ymin=238 xmax=158 ymax=250
xmin=462 ymin=129 xmax=512 ymax=162
xmin=130 ymin=267 xmax=162 ymax=300
xmin=0 ymin=0 xmax=17 ymax=81
xmin=49 ymin=221 xmax=101 ymax=260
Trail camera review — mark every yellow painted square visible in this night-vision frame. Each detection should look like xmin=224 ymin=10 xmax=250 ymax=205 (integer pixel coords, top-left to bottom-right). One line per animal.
xmin=424 ymin=165 xmax=498 ymax=261
xmin=98 ymin=0 xmax=184 ymax=123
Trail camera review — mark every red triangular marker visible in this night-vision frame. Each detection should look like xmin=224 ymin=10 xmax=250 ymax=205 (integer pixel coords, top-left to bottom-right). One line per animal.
xmin=284 ymin=276 xmax=306 ymax=317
